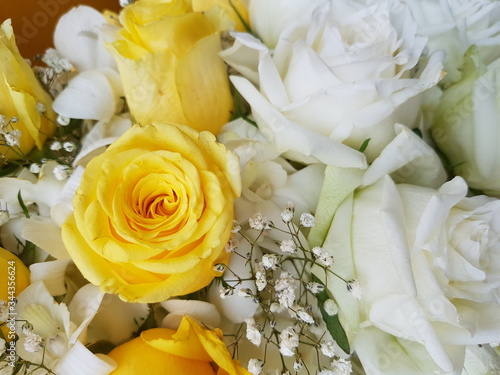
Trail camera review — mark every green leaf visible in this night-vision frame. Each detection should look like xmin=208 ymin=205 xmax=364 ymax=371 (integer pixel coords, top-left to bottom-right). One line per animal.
xmin=359 ymin=138 xmax=371 ymax=153
xmin=17 ymin=190 xmax=30 ymax=219
xmin=0 ymin=162 xmax=20 ymax=177
xmin=313 ymin=274 xmax=350 ymax=353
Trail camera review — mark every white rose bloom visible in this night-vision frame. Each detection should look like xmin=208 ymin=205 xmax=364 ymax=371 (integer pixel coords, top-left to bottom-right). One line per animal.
xmin=431 ymin=46 xmax=500 ymax=195
xmin=408 ymin=0 xmax=500 ymax=86
xmin=223 ymin=0 xmax=443 ymax=164
xmin=322 ymin=175 xmax=500 ymax=374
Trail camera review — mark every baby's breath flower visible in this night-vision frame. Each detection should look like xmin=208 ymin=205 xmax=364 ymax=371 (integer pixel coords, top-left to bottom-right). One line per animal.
xmin=279 ymin=326 xmax=299 ymax=357
xmin=29 ymin=163 xmax=41 ymax=174
xmin=0 ymin=300 xmax=8 ymax=322
xmin=225 ymin=238 xmax=239 ymax=252
xmin=219 ymin=287 xmax=233 ymax=299
xmin=346 ymin=280 xmax=362 ymax=300
xmin=24 ymin=332 xmax=43 ymax=352
xmin=4 ymin=130 xmax=21 ymax=147
xmin=262 ymin=254 xmax=279 ymax=270
xmin=36 ymin=102 xmax=46 ymax=114
xmin=22 ymin=322 xmax=33 ymax=335
xmin=275 ymin=271 xmax=296 ymax=308
xmin=293 ymin=360 xmax=303 ymax=371
xmin=254 ymin=261 xmax=267 ymax=291
xmin=57 ymin=114 xmax=70 ymax=126
xmin=213 ymin=263 xmax=226 ymax=273
xmin=331 ymin=358 xmax=352 ymax=375
xmin=312 ymin=246 xmax=333 ymax=266
xmin=249 ymin=212 xmax=271 ymax=231
xmin=280 ymin=208 xmax=294 ymax=223
xmin=320 ymin=341 xmax=336 ymax=358
xmin=299 ymin=213 xmax=315 ymax=227
xmin=306 ymin=281 xmax=324 ymax=294
xmin=323 ymin=299 xmax=339 ymax=316
xmin=231 ymin=220 xmax=241 ymax=233
xmin=280 ymin=239 xmax=296 ymax=254
xmin=42 ymin=48 xmax=73 ymax=74
xmin=50 ymin=141 xmax=62 ymax=151
xmin=248 ymin=359 xmax=264 ymax=375
xmin=245 ymin=317 xmax=262 ymax=347
xmin=269 ymin=301 xmax=284 ymax=313
xmin=10 ymin=116 xmax=18 ymax=123
xmin=63 ymin=141 xmax=76 ymax=152
xmin=53 ymin=164 xmax=72 ymax=180
xmin=296 ymin=308 xmax=314 ymax=324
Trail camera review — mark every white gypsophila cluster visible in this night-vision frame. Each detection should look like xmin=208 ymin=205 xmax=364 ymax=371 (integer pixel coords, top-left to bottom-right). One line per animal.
xmin=274 ymin=271 xmax=296 ymax=309
xmin=306 ymin=281 xmax=324 ymax=294
xmin=312 ymin=246 xmax=333 ymax=267
xmin=254 ymin=261 xmax=267 ymax=291
xmin=57 ymin=115 xmax=71 ymax=126
xmin=3 ymin=129 xmax=22 ymax=147
xmin=320 ymin=341 xmax=336 ymax=358
xmin=225 ymin=238 xmax=239 ymax=252
xmin=248 ymin=358 xmax=264 ymax=375
xmin=294 ymin=306 xmax=314 ymax=324
xmin=323 ymin=299 xmax=338 ymax=316
xmin=53 ymin=164 xmax=72 ymax=180
xmin=245 ymin=317 xmax=262 ymax=346
xmin=262 ymin=254 xmax=279 ymax=270
xmin=62 ymin=141 xmax=76 ymax=152
xmin=249 ymin=212 xmax=271 ymax=231
xmin=279 ymin=326 xmax=300 ymax=356
xmin=299 ymin=213 xmax=315 ymax=227
xmin=0 ymin=300 xmax=8 ymax=322
xmin=36 ymin=102 xmax=46 ymax=115
xmin=280 ymin=208 xmax=294 ymax=223
xmin=50 ymin=141 xmax=62 ymax=151
xmin=330 ymin=358 xmax=352 ymax=375
xmin=29 ymin=163 xmax=41 ymax=174
xmin=219 ymin=287 xmax=233 ymax=299
xmin=280 ymin=239 xmax=296 ymax=254
xmin=346 ymin=280 xmax=362 ymax=300
xmin=23 ymin=332 xmax=43 ymax=353
xmin=42 ymin=48 xmax=73 ymax=74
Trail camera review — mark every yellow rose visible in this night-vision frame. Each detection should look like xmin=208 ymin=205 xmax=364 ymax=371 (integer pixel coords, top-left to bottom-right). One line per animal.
xmin=1 ymin=247 xmax=30 ymax=340
xmin=0 ymin=247 xmax=30 ymax=302
xmin=0 ymin=20 xmax=56 ymax=160
xmin=62 ymin=123 xmax=241 ymax=303
xmin=108 ymin=316 xmax=250 ymax=375
xmin=108 ymin=0 xmax=245 ymax=134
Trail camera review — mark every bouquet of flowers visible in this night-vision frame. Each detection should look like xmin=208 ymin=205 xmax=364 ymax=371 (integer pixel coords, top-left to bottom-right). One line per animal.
xmin=1 ymin=0 xmax=500 ymax=374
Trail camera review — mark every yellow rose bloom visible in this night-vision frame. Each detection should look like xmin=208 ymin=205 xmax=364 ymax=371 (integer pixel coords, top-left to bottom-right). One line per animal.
xmin=62 ymin=123 xmax=241 ymax=303
xmin=108 ymin=316 xmax=250 ymax=375
xmin=108 ymin=0 xmax=245 ymax=134
xmin=1 ymin=247 xmax=30 ymax=340
xmin=0 ymin=247 xmax=30 ymax=302
xmin=0 ymin=20 xmax=56 ymax=160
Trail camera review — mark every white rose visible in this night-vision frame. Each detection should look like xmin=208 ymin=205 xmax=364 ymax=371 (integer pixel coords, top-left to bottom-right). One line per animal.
xmin=431 ymin=46 xmax=500 ymax=195
xmin=321 ymin=176 xmax=500 ymax=374
xmin=223 ymin=0 xmax=443 ymax=165
xmin=408 ymin=0 xmax=500 ymax=86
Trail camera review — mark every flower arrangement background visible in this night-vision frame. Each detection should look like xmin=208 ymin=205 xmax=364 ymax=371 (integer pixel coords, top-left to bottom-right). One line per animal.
xmin=0 ymin=0 xmax=500 ymax=375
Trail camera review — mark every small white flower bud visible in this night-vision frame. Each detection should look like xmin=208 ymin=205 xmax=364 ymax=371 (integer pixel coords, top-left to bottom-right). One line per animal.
xmin=231 ymin=220 xmax=241 ymax=233
xmin=347 ymin=280 xmax=362 ymax=300
xmin=63 ymin=141 xmax=76 ymax=152
xmin=24 ymin=332 xmax=43 ymax=352
xmin=248 ymin=359 xmax=264 ymax=375
xmin=300 ymin=213 xmax=315 ymax=227
xmin=53 ymin=164 xmax=72 ymax=180
xmin=213 ymin=263 xmax=226 ymax=273
xmin=280 ymin=208 xmax=293 ymax=223
xmin=280 ymin=239 xmax=296 ymax=254
xmin=29 ymin=163 xmax=41 ymax=174
xmin=50 ymin=141 xmax=62 ymax=151
xmin=320 ymin=341 xmax=336 ymax=358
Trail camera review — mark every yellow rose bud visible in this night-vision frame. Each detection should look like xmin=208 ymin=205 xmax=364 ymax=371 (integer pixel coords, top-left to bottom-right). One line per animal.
xmin=108 ymin=0 xmax=238 ymax=134
xmin=62 ymin=123 xmax=241 ymax=303
xmin=0 ymin=20 xmax=56 ymax=160
xmin=108 ymin=316 xmax=250 ymax=375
